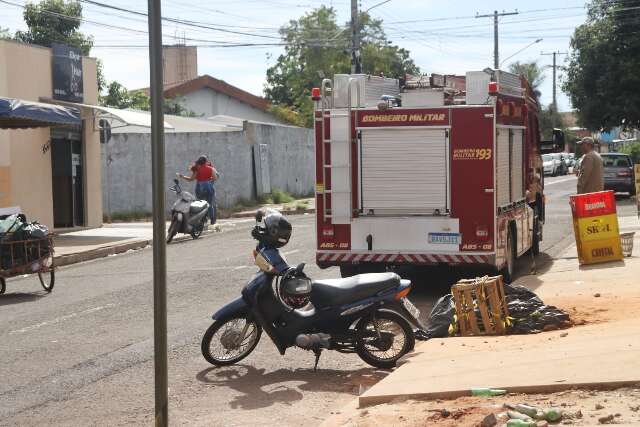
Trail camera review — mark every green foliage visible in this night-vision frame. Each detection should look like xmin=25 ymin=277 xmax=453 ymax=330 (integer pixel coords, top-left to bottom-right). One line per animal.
xmin=265 ymin=6 xmax=419 ymax=127
xmin=101 ymin=81 xmax=150 ymax=109
xmin=106 ymin=209 xmax=152 ymax=223
xmin=508 ymin=61 xmax=545 ymax=95
xmin=621 ymin=141 xmax=640 ymax=164
xmin=563 ymin=0 xmax=640 ymax=130
xmin=15 ymin=0 xmax=93 ymax=55
xmin=268 ymin=105 xmax=307 ymax=127
xmin=100 ymin=81 xmax=198 ymax=117
xmin=0 ymin=27 xmax=13 ymax=40
xmin=271 ymin=188 xmax=295 ymax=204
xmin=539 ymin=104 xmax=564 ymax=139
xmin=96 ymin=58 xmax=106 ymax=94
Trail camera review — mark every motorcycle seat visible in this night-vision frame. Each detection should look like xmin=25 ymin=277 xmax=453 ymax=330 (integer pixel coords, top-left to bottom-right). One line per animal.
xmin=190 ymin=200 xmax=208 ymax=214
xmin=311 ymin=272 xmax=400 ymax=308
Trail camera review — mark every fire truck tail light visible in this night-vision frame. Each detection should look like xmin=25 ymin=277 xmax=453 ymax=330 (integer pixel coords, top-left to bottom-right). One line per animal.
xmin=311 ymin=87 xmax=321 ymax=100
xmin=476 ymin=225 xmax=489 ymax=240
xmin=488 ymin=81 xmax=499 ymax=95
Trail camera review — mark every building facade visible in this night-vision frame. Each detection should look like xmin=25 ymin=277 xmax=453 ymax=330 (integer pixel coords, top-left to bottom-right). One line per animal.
xmin=0 ymin=40 xmax=102 ymax=230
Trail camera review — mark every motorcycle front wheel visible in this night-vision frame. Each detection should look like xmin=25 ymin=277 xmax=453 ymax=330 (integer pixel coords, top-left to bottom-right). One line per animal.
xmin=201 ymin=316 xmax=262 ymax=366
xmin=355 ymin=310 xmax=415 ymax=369
xmin=166 ymin=220 xmax=178 ymax=243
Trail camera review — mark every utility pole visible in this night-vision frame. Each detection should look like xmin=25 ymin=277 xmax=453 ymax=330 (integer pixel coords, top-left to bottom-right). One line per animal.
xmin=541 ymin=51 xmax=568 ymax=112
xmin=476 ymin=10 xmax=519 ymax=69
xmin=147 ymin=0 xmax=168 ymax=425
xmin=351 ymin=0 xmax=361 ymax=73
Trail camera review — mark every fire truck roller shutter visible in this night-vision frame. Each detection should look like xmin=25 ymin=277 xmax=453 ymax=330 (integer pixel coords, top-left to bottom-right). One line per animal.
xmin=511 ymin=129 xmax=525 ymax=201
xmin=496 ymin=128 xmax=511 ymax=207
xmin=360 ymin=128 xmax=448 ymax=214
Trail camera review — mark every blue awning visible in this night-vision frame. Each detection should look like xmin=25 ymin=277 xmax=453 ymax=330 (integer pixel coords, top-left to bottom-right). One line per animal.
xmin=0 ymin=97 xmax=81 ymax=129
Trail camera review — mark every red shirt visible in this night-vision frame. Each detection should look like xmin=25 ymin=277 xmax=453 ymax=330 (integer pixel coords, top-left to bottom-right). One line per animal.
xmin=195 ymin=164 xmax=214 ymax=182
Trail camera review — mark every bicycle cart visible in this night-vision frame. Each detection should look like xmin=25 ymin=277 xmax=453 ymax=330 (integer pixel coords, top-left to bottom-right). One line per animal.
xmin=0 ymin=235 xmax=55 ymax=295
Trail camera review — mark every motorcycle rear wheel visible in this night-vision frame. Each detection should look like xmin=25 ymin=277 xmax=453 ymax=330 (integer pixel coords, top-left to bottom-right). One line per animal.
xmin=191 ymin=219 xmax=206 ymax=240
xmin=166 ymin=220 xmax=178 ymax=243
xmin=201 ymin=316 xmax=262 ymax=366
xmin=355 ymin=310 xmax=415 ymax=369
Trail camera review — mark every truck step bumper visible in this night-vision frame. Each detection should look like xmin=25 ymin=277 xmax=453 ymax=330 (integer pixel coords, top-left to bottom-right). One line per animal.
xmin=317 ymin=251 xmax=495 ymax=268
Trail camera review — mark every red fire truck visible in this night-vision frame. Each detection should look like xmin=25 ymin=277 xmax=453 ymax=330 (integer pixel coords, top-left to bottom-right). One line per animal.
xmin=312 ymin=71 xmax=544 ymax=282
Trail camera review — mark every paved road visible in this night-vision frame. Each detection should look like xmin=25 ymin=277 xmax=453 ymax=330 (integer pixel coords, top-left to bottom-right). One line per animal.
xmin=0 ymin=176 xmax=636 ymax=426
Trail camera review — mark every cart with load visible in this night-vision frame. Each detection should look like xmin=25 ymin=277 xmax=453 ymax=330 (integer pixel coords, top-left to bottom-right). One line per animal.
xmin=0 ymin=214 xmax=55 ymax=294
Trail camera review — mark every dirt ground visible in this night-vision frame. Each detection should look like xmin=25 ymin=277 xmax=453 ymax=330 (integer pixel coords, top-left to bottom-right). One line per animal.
xmin=333 ymin=387 xmax=640 ymax=426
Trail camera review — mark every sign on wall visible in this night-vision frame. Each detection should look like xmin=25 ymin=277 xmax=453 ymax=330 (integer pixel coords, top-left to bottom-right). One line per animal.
xmin=52 ymin=43 xmax=83 ymax=103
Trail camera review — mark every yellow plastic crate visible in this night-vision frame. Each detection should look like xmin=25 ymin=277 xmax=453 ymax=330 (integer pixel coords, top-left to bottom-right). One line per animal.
xmin=576 ymin=236 xmax=623 ymax=265
xmin=574 ymin=213 xmax=620 ymax=243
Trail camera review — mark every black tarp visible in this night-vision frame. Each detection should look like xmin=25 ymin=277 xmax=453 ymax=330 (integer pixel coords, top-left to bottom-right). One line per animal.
xmin=0 ymin=97 xmax=80 ymax=129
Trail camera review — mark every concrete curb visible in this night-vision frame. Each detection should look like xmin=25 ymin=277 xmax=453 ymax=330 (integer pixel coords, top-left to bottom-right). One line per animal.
xmin=54 ymin=239 xmax=151 ymax=267
xmin=230 ymin=208 xmax=315 ymax=218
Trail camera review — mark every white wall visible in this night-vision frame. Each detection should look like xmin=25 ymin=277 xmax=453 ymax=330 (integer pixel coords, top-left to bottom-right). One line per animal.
xmin=102 ymin=122 xmax=314 ymax=216
xmin=181 ymin=88 xmax=283 ymax=124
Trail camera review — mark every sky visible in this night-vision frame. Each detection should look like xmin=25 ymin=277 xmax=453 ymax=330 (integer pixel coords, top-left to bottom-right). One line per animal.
xmin=0 ymin=0 xmax=590 ymax=111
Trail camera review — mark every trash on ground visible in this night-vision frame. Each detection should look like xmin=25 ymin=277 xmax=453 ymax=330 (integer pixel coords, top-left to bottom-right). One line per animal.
xmin=423 ymin=276 xmax=570 ymax=338
xmin=471 ymin=387 xmax=506 ymax=396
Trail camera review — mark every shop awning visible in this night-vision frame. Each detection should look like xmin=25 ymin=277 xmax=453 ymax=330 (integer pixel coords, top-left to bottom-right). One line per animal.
xmin=0 ymin=97 xmax=81 ymax=129
xmin=40 ymin=97 xmax=174 ymax=129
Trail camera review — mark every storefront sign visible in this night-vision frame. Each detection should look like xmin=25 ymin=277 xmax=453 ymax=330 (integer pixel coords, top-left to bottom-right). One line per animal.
xmin=52 ymin=43 xmax=83 ymax=103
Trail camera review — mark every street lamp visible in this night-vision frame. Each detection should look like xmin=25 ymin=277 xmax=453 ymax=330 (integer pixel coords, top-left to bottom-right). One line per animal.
xmin=499 ymin=38 xmax=543 ymax=69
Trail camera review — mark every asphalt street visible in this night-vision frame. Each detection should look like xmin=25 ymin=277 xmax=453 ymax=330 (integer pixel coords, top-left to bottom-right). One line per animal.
xmin=0 ymin=174 xmax=636 ymax=426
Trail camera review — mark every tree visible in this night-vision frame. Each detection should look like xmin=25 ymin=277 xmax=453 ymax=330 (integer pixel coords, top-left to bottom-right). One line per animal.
xmin=538 ymin=104 xmax=564 ymax=140
xmin=100 ymin=81 xmax=198 ymax=117
xmin=15 ymin=0 xmax=94 ymax=55
xmin=0 ymin=27 xmax=13 ymax=40
xmin=101 ymin=81 xmax=150 ymax=110
xmin=563 ymin=0 xmax=640 ymax=131
xmin=508 ymin=61 xmax=545 ymax=96
xmin=265 ymin=6 xmax=419 ymax=127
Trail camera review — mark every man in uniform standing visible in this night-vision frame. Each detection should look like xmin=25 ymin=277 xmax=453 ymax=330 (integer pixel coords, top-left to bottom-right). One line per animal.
xmin=577 ymin=137 xmax=604 ymax=194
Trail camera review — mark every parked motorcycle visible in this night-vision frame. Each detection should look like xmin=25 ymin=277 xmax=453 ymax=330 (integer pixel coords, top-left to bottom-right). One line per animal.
xmin=166 ymin=178 xmax=209 ymax=243
xmin=201 ymin=209 xmax=424 ymax=370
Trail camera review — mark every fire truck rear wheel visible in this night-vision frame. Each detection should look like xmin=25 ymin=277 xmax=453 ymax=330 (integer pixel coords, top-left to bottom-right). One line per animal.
xmin=501 ymin=229 xmax=516 ymax=283
xmin=531 ymin=216 xmax=541 ymax=256
xmin=340 ymin=265 xmax=360 ymax=278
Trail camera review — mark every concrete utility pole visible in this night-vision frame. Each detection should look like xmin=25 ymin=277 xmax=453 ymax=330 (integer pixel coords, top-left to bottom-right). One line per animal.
xmin=351 ymin=0 xmax=361 ymax=73
xmin=476 ymin=10 xmax=519 ymax=69
xmin=541 ymin=51 xmax=568 ymax=112
xmin=147 ymin=0 xmax=168 ymax=425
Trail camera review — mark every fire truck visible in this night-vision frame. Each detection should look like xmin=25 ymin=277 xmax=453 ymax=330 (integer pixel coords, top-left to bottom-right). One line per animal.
xmin=312 ymin=70 xmax=545 ymax=282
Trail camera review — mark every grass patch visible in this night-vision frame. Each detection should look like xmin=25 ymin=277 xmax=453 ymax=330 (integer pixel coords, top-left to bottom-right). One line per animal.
xmin=271 ymin=188 xmax=295 ymax=204
xmin=104 ymin=209 xmax=152 ymax=223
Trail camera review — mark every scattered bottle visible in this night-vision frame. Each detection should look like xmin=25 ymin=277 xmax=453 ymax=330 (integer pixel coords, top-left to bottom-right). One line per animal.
xmin=471 ymin=387 xmax=507 ymax=396
xmin=506 ymin=419 xmax=537 ymax=427
xmin=513 ymin=404 xmax=539 ymax=418
xmin=544 ymin=408 xmax=563 ymax=422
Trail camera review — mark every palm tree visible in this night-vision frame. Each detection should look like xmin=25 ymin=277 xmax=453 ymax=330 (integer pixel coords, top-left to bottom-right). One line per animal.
xmin=508 ymin=61 xmax=545 ymax=98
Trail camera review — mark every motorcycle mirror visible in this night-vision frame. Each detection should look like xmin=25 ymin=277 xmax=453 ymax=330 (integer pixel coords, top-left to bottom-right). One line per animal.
xmin=296 ymin=263 xmax=305 ymax=273
xmin=173 ymin=178 xmax=179 ymax=185
xmin=255 ymin=209 xmax=264 ymax=223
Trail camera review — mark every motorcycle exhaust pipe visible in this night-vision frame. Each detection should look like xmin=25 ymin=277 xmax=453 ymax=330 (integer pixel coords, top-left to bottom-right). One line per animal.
xmin=295 ymin=333 xmax=331 ymax=349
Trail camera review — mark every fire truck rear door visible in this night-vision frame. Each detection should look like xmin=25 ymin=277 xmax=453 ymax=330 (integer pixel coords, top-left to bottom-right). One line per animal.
xmin=359 ymin=127 xmax=449 ymax=215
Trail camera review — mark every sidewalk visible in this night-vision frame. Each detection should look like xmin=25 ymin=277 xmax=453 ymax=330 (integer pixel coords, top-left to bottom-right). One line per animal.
xmin=326 ymin=216 xmax=640 ymax=422
xmin=53 ymin=219 xmax=247 ymax=267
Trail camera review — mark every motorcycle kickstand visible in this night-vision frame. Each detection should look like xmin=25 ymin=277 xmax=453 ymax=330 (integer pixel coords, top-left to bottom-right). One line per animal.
xmin=313 ymin=348 xmax=322 ymax=372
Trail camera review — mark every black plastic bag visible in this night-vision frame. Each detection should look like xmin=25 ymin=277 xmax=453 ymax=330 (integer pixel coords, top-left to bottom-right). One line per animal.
xmin=23 ymin=222 xmax=49 ymax=239
xmin=424 ymin=294 xmax=456 ymax=339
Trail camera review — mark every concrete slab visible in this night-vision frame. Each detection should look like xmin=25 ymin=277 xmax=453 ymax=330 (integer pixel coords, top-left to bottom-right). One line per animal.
xmin=358 ymin=228 xmax=640 ymax=408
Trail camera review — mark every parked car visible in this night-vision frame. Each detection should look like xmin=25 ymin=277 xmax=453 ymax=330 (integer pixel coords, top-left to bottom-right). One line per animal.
xmin=574 ymin=155 xmax=582 ymax=175
xmin=601 ymin=153 xmax=636 ymax=197
xmin=542 ymin=153 xmax=566 ymax=176
xmin=562 ymin=153 xmax=575 ymax=168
